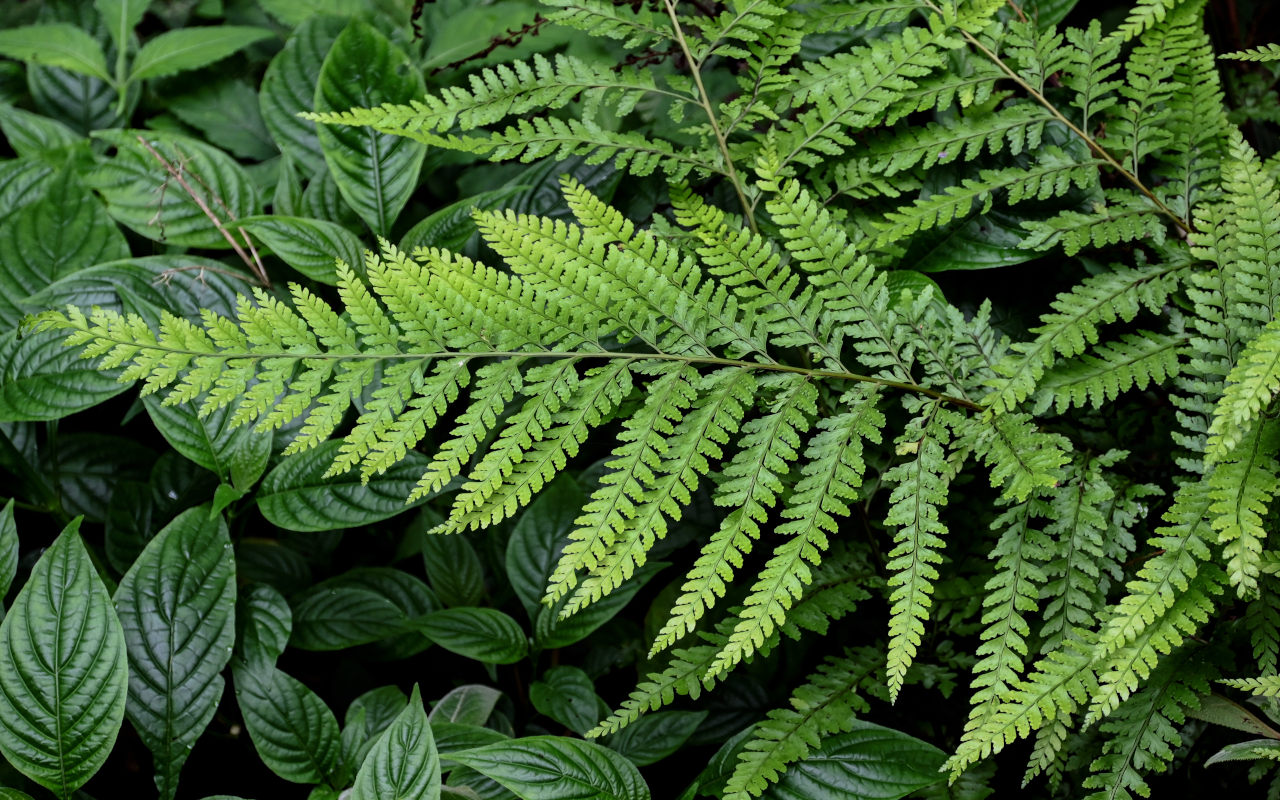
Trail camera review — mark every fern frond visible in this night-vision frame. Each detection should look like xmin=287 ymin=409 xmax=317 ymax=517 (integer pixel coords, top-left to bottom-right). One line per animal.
xmin=651 ymin=374 xmax=816 ymax=654
xmin=1062 ymin=20 xmax=1123 ymax=133
xmin=541 ymin=0 xmax=671 ymax=47
xmin=687 ymin=0 xmax=789 ymax=63
xmin=1220 ymin=675 xmax=1280 ymax=696
xmin=1040 ymin=452 xmax=1118 ymax=653
xmin=1249 ymin=576 xmax=1280 ymax=675
xmin=863 ymin=102 xmax=1055 ymax=177
xmin=1108 ymin=0 xmax=1183 ymax=45
xmin=1018 ymin=191 xmax=1167 ymax=256
xmin=1033 ymin=332 xmax=1186 ymax=415
xmin=1221 ymin=43 xmax=1280 ymax=62
xmin=1207 ymin=418 xmax=1280 ymax=597
xmin=946 ymin=638 xmax=1097 ymax=777
xmin=1083 ymin=647 xmax=1212 ymax=800
xmin=983 ymin=260 xmax=1184 ymax=415
xmin=1208 ymin=319 xmax=1280 ymax=462
xmin=544 ymin=362 xmax=698 ymax=605
xmin=964 ymin=497 xmax=1052 ymax=739
xmin=722 ymin=648 xmax=882 ymax=800
xmin=566 ymin=367 xmax=754 ymax=614
xmin=959 ymin=412 xmax=1071 ymax=503
xmin=708 ymin=388 xmax=885 ymax=678
xmin=885 ymin=400 xmax=955 ymax=701
xmin=873 ymin=149 xmax=1101 ymax=248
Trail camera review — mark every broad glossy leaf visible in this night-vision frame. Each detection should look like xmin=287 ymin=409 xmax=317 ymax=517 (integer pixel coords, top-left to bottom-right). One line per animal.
xmin=103 ymin=454 xmax=217 ymax=573
xmin=87 ymin=129 xmax=259 ymax=248
xmin=39 ymin=433 xmax=153 ymax=521
xmin=233 ymin=214 xmax=364 ymax=284
xmin=530 ymin=667 xmax=602 ymax=736
xmin=422 ymin=532 xmax=485 ymax=608
xmin=292 ymin=567 xmax=437 ymax=655
xmin=0 ymin=158 xmax=54 ymax=224
xmin=430 ymin=685 xmax=502 ymax=727
xmin=168 ymin=80 xmax=277 ymax=162
xmin=233 ymin=663 xmax=342 ymax=786
xmin=0 ymin=789 xmax=34 ymax=799
xmin=299 ymin=167 xmax=363 ymax=230
xmin=1205 ymin=738 xmax=1280 ymax=766
xmin=144 ymin=396 xmax=272 ymax=487
xmin=0 ymin=25 xmax=110 ymax=82
xmin=432 ymin=722 xmax=509 ymax=755
xmin=314 ymin=19 xmax=426 ymax=234
xmin=0 ymin=167 xmax=128 ymax=328
xmin=420 ymin=608 xmax=528 ymax=665
xmin=28 ymin=257 xmax=245 ymax=324
xmin=906 ymin=209 xmax=1038 ymax=272
xmin=347 ymin=686 xmax=409 ymax=741
xmin=0 ymin=500 xmax=16 ymax=601
xmin=237 ymin=583 xmax=292 ymax=667
xmin=0 ymin=105 xmax=82 ymax=160
xmin=237 ymin=539 xmax=313 ymax=596
xmin=260 ymin=15 xmax=346 ymax=171
xmin=351 ymin=685 xmax=441 ymax=800
xmin=447 ymin=736 xmax=650 ymax=800
xmin=0 ymin=329 xmax=128 ymax=423
xmin=256 ymin=441 xmax=438 ymax=532
xmin=0 ymin=520 xmax=128 ymax=798
xmin=115 ymin=508 xmax=236 ymax=800
xmin=604 ymin=711 xmax=706 ymax=767
xmin=128 ymin=26 xmax=273 ymax=83
xmin=760 ymin=721 xmax=946 ymax=800
xmin=27 ymin=62 xmax=126 ymax=135
xmin=505 ymin=477 xmax=583 ymax=619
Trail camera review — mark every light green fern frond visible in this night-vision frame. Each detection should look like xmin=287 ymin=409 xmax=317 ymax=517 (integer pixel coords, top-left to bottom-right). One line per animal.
xmin=1033 ymin=331 xmax=1186 ymax=414
xmin=708 ymin=388 xmax=884 ymax=678
xmin=1207 ymin=319 xmax=1280 ymax=463
xmin=1018 ymin=191 xmax=1166 ymax=256
xmin=1220 ymin=675 xmax=1280 ymax=696
xmin=1208 ymin=418 xmax=1280 ymax=597
xmin=1220 ymin=43 xmax=1280 ymax=62
xmin=885 ymin=399 xmax=955 ymax=701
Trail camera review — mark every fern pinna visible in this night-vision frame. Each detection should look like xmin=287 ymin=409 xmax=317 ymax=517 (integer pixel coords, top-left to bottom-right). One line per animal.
xmin=30 ymin=0 xmax=1280 ymax=795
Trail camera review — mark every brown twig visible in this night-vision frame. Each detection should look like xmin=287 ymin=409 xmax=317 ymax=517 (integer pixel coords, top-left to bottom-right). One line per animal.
xmin=135 ymin=135 xmax=271 ymax=288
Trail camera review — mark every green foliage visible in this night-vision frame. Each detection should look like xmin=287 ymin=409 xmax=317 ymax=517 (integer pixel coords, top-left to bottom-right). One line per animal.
xmin=1 ymin=0 xmax=1279 ymax=797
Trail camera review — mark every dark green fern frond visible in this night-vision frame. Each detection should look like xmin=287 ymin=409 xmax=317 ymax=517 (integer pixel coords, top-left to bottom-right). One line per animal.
xmin=1018 ymin=190 xmax=1167 ymax=256
xmin=1207 ymin=418 xmax=1280 ymax=597
xmin=541 ymin=0 xmax=672 ymax=47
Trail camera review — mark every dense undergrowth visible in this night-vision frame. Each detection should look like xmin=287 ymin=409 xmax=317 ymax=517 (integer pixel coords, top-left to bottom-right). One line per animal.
xmin=2 ymin=0 xmax=1280 ymax=798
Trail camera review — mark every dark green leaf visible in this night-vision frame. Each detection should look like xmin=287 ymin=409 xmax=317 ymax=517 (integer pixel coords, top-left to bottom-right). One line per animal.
xmin=0 ymin=520 xmax=128 ymax=799
xmin=115 ymin=508 xmax=236 ymax=800
xmin=0 ymin=105 xmax=82 ymax=160
xmin=419 ymin=608 xmax=528 ymax=665
xmin=0 ymin=500 xmax=17 ymax=601
xmin=237 ymin=583 xmax=293 ymax=668
xmin=760 ymin=721 xmax=947 ymax=800
xmin=145 ymin=397 xmax=272 ymax=487
xmin=399 ymin=186 xmax=528 ymax=255
xmin=351 ymin=685 xmax=441 ymax=800
xmin=1205 ymin=738 xmax=1280 ymax=766
xmin=236 ymin=538 xmax=313 ymax=596
xmin=0 ymin=329 xmax=129 ymax=423
xmin=168 ymin=80 xmax=277 ymax=162
xmin=127 ymin=26 xmax=273 ymax=83
xmin=40 ymin=433 xmax=153 ymax=521
xmin=314 ymin=19 xmax=426 ymax=234
xmin=432 ymin=722 xmax=509 ymax=755
xmin=291 ymin=568 xmax=436 ymax=651
xmin=536 ymin=563 xmax=662 ymax=650
xmin=0 ymin=158 xmax=55 ymax=224
xmin=0 ymin=24 xmax=110 ymax=82
xmin=530 ymin=667 xmax=602 ymax=736
xmin=233 ymin=214 xmax=365 ymax=284
xmin=429 ymin=685 xmax=502 ymax=726
xmin=256 ymin=441 xmax=439 ymax=532
xmin=233 ymin=663 xmax=342 ymax=786
xmin=0 ymin=167 xmax=128 ymax=328
xmin=447 ymin=736 xmax=650 ymax=800
xmin=423 ymin=533 xmax=486 ymax=608
xmin=604 ymin=711 xmax=706 ymax=767
xmin=260 ymin=15 xmax=346 ymax=171
xmin=87 ymin=129 xmax=259 ymax=248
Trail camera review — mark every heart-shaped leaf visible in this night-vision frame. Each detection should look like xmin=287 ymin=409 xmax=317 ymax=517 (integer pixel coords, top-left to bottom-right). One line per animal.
xmin=0 ymin=519 xmax=128 ymax=799
xmin=447 ymin=736 xmax=650 ymax=800
xmin=350 ymin=685 xmax=441 ymax=800
xmin=115 ymin=508 xmax=237 ymax=800
xmin=314 ymin=19 xmax=426 ymax=235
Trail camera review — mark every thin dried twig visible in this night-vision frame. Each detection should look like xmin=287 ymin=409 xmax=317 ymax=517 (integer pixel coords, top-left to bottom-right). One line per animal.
xmin=136 ymin=135 xmax=271 ymax=288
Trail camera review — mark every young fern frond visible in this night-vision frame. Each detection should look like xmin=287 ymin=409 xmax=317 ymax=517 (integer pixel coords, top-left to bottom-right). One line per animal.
xmin=1220 ymin=43 xmax=1280 ymax=62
